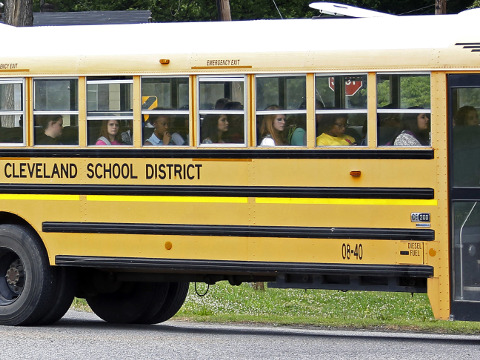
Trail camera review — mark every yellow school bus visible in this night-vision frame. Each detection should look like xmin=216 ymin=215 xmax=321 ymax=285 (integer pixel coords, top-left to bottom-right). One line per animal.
xmin=0 ymin=9 xmax=479 ymax=325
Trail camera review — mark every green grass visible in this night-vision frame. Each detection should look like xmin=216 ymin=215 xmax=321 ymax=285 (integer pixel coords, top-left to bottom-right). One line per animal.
xmin=72 ymin=282 xmax=480 ymax=334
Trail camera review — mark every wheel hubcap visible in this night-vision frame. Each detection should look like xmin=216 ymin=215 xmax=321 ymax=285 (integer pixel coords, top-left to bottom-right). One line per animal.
xmin=0 ymin=251 xmax=25 ymax=304
xmin=5 ymin=259 xmax=24 ymax=295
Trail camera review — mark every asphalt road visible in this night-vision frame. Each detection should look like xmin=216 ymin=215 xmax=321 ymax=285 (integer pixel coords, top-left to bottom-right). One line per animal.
xmin=1 ymin=310 xmax=480 ymax=359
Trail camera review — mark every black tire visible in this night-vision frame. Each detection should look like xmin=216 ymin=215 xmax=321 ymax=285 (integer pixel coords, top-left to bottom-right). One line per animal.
xmin=86 ymin=281 xmax=170 ymax=324
xmin=0 ymin=224 xmax=57 ymax=326
xmin=36 ymin=267 xmax=76 ymax=325
xmin=137 ymin=282 xmax=189 ymax=324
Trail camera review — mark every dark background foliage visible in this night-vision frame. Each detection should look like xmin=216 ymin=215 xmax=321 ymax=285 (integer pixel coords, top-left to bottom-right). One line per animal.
xmin=30 ymin=0 xmax=477 ymax=22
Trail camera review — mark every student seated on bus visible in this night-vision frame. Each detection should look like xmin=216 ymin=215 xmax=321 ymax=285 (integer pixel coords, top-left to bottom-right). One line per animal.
xmin=287 ymin=99 xmax=319 ymax=146
xmin=144 ymin=112 xmax=173 ymax=146
xmin=454 ymin=105 xmax=479 ymax=127
xmin=287 ymin=118 xmax=306 ymax=146
xmin=284 ymin=111 xmax=306 ymax=146
xmin=312 ymin=100 xmax=326 ymax=138
xmin=259 ymin=105 xmax=287 ymax=147
xmin=286 ymin=100 xmax=309 ymax=146
xmin=316 ymin=113 xmax=355 ymax=146
xmin=378 ymin=113 xmax=401 ymax=146
xmin=223 ymin=101 xmax=244 ymax=144
xmin=35 ymin=115 xmax=64 ymax=145
xmin=168 ymin=116 xmax=189 ymax=146
xmin=96 ymin=119 xmax=124 ymax=146
xmin=201 ymin=114 xmax=229 ymax=144
xmin=393 ymin=110 xmax=430 ymax=146
xmin=453 ymin=106 xmax=480 ymax=186
xmin=215 ymin=98 xmax=230 ymax=110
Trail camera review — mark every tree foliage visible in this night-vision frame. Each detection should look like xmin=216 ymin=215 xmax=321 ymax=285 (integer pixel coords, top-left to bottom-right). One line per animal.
xmin=150 ymin=0 xmax=476 ymax=21
xmin=150 ymin=0 xmax=316 ymax=22
xmin=470 ymin=0 xmax=480 ymax=7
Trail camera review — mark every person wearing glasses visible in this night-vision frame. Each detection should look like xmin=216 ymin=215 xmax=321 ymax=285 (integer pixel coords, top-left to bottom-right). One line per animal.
xmin=316 ymin=113 xmax=356 ymax=146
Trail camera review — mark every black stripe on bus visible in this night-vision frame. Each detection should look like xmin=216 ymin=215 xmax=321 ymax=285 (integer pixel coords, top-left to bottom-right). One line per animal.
xmin=1 ymin=184 xmax=434 ymax=199
xmin=43 ymin=222 xmax=435 ymax=241
xmin=0 ymin=148 xmax=434 ymax=160
xmin=54 ymin=255 xmax=434 ymax=278
xmin=450 ymin=188 xmax=480 ymax=201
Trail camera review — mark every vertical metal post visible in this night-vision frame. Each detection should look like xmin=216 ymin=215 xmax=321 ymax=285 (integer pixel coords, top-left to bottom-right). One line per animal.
xmin=459 ymin=202 xmax=477 ymax=299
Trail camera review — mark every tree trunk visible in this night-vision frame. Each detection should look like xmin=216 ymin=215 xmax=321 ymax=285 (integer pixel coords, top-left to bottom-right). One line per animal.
xmin=0 ymin=85 xmax=16 ymax=128
xmin=4 ymin=0 xmax=33 ymax=27
xmin=216 ymin=0 xmax=231 ymax=21
xmin=435 ymin=0 xmax=447 ymax=15
xmin=2 ymin=1 xmax=32 ymax=128
xmin=252 ymin=282 xmax=265 ymax=291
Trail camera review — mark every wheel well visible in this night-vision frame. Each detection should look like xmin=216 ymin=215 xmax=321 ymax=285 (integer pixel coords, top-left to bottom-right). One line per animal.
xmin=0 ymin=212 xmax=46 ymax=252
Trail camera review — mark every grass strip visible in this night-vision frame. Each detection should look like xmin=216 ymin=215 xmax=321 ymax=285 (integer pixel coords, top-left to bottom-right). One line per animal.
xmin=72 ymin=282 xmax=480 ymax=334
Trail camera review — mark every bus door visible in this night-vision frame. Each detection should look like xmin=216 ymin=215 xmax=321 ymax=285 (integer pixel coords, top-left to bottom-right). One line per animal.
xmin=449 ymin=74 xmax=480 ymax=320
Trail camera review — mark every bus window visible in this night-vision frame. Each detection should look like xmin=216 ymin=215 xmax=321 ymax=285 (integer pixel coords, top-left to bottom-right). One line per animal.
xmin=141 ymin=77 xmax=189 ymax=146
xmin=315 ymin=74 xmax=367 ymax=146
xmin=34 ymin=79 xmax=78 ymax=146
xmin=377 ymin=74 xmax=431 ymax=146
xmin=198 ymin=76 xmax=246 ymax=146
xmin=87 ymin=78 xmax=133 ymax=146
xmin=256 ymin=75 xmax=306 ymax=147
xmin=0 ymin=79 xmax=24 ymax=144
xmin=451 ymin=88 xmax=480 ymax=187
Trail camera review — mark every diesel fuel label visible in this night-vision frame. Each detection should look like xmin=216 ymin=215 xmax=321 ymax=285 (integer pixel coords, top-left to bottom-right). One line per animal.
xmin=2 ymin=161 xmax=203 ymax=181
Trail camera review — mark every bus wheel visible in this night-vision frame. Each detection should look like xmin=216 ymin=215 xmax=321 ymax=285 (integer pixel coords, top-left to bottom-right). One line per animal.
xmin=136 ymin=282 xmax=189 ymax=324
xmin=0 ymin=224 xmax=56 ymax=326
xmin=36 ymin=267 xmax=76 ymax=325
xmin=86 ymin=281 xmax=170 ymax=324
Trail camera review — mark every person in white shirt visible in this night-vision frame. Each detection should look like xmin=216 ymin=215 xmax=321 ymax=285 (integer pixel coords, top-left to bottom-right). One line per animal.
xmin=259 ymin=105 xmax=286 ymax=147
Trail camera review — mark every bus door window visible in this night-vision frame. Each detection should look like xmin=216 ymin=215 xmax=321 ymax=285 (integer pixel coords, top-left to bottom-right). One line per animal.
xmin=452 ymin=202 xmax=480 ymax=302
xmin=450 ymin=84 xmax=480 ymax=303
xmin=315 ymin=74 xmax=367 ymax=146
xmin=87 ymin=77 xmax=133 ymax=146
xmin=452 ymin=89 xmax=480 ymax=187
xmin=198 ymin=76 xmax=246 ymax=146
xmin=256 ymin=75 xmax=306 ymax=147
xmin=377 ymin=74 xmax=431 ymax=147
xmin=34 ymin=79 xmax=79 ymax=146
xmin=141 ymin=77 xmax=189 ymax=146
xmin=0 ymin=79 xmax=24 ymax=145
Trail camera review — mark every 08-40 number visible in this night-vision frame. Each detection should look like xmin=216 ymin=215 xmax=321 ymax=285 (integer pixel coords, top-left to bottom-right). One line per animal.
xmin=342 ymin=243 xmax=363 ymax=260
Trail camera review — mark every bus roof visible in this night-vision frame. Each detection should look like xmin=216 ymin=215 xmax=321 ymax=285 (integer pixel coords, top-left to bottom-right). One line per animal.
xmin=1 ymin=13 xmax=479 ymax=76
